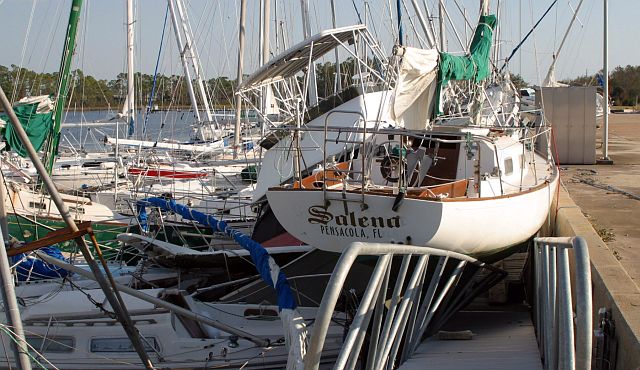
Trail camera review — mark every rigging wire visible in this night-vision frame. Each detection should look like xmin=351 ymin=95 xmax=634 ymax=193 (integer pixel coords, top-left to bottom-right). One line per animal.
xmin=0 ymin=324 xmax=55 ymax=369
xmin=142 ymin=3 xmax=170 ymax=136
xmin=28 ymin=0 xmax=54 ymax=95
xmin=530 ymin=0 xmax=543 ymax=86
xmin=11 ymin=0 xmax=37 ymax=102
xmin=351 ymin=0 xmax=364 ymax=24
xmin=499 ymin=0 xmax=558 ymax=73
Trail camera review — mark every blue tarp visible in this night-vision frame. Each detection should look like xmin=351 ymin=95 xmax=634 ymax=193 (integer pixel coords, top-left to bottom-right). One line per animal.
xmin=11 ymin=246 xmax=70 ymax=281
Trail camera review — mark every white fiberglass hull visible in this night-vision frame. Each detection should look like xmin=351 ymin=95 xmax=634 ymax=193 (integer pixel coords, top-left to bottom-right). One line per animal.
xmin=0 ymin=288 xmax=342 ymax=369
xmin=266 ymin=175 xmax=558 ymax=257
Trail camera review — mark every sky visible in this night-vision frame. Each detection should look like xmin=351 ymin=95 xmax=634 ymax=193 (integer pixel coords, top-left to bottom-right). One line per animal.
xmin=0 ymin=0 xmax=638 ymax=87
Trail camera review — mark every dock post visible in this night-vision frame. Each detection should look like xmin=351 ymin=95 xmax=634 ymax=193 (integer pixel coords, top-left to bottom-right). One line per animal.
xmin=597 ymin=0 xmax=613 ymax=165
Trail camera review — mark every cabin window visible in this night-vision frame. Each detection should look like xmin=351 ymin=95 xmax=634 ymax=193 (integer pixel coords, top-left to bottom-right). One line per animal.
xmin=29 ymin=202 xmax=46 ymax=210
xmin=90 ymin=337 xmax=158 ymax=353
xmin=504 ymin=158 xmax=514 ymax=175
xmin=26 ymin=336 xmax=74 ymax=353
xmin=68 ymin=206 xmax=85 ymax=215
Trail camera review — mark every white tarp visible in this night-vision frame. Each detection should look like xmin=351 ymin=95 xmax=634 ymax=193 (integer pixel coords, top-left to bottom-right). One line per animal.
xmin=16 ymin=95 xmax=54 ymax=113
xmin=391 ymin=47 xmax=439 ymax=130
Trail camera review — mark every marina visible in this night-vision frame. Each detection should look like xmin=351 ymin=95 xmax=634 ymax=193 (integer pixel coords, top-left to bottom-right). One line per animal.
xmin=0 ymin=0 xmax=638 ymax=369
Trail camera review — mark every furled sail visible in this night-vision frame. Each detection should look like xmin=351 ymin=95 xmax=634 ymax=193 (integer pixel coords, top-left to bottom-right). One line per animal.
xmin=391 ymin=46 xmax=439 ymax=130
xmin=435 ymin=14 xmax=497 ymax=115
xmin=0 ymin=95 xmax=54 ymax=157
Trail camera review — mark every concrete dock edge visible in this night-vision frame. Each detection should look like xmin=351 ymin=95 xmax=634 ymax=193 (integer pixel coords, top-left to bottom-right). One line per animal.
xmin=555 ymin=186 xmax=640 ymax=369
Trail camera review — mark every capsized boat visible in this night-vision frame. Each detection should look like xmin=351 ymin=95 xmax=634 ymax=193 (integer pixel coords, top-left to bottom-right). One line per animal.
xmin=252 ymin=13 xmax=558 ymax=259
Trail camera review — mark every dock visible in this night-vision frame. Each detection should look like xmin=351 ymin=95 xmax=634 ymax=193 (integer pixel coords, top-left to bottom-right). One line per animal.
xmin=558 ymin=112 xmax=640 ymax=368
xmin=400 ymin=309 xmax=543 ymax=370
xmin=399 ymin=113 xmax=640 ymax=369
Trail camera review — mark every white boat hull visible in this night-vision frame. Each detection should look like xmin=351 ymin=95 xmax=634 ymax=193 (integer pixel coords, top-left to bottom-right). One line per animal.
xmin=266 ymin=175 xmax=558 ymax=257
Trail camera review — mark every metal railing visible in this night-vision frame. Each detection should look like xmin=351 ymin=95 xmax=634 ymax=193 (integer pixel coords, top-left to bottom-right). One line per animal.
xmin=322 ymin=110 xmax=369 ymax=209
xmin=304 ymin=242 xmax=506 ymax=370
xmin=534 ymin=237 xmax=593 ymax=370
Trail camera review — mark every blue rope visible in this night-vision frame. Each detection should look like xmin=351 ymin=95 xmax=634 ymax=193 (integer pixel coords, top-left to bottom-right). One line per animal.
xmin=396 ymin=0 xmax=403 ymax=46
xmin=138 ymin=198 xmax=297 ymax=311
xmin=351 ymin=0 xmax=363 ymax=24
xmin=142 ymin=3 xmax=169 ymax=136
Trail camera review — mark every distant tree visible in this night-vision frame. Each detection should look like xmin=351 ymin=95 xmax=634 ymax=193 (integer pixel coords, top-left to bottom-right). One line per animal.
xmin=207 ymin=76 xmax=235 ymax=107
xmin=610 ymin=65 xmax=640 ymax=106
xmin=509 ymin=73 xmax=527 ymax=90
xmin=562 ymin=65 xmax=640 ymax=106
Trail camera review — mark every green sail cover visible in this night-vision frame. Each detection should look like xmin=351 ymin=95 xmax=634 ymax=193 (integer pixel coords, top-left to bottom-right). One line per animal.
xmin=435 ymin=14 xmax=497 ymax=115
xmin=1 ymin=103 xmax=54 ymax=157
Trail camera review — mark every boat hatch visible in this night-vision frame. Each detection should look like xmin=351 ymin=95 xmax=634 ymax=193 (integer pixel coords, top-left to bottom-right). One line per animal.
xmin=69 ymin=205 xmax=85 ymax=215
xmin=244 ymin=308 xmax=279 ymax=320
xmin=29 ymin=201 xmax=46 ymax=210
xmin=90 ymin=337 xmax=158 ymax=353
xmin=26 ymin=336 xmax=74 ymax=353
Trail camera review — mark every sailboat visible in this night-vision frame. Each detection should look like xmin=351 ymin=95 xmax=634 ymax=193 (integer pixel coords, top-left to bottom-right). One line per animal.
xmin=0 ymin=0 xmax=131 ymax=257
xmin=243 ymin=4 xmax=558 ymax=259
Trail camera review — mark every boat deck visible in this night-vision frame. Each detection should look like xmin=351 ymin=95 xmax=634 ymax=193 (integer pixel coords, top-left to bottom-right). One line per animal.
xmin=399 ymin=308 xmax=543 ymax=370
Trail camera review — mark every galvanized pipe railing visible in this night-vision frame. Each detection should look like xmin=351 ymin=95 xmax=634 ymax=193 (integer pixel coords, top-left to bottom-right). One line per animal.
xmin=534 ymin=237 xmax=592 ymax=370
xmin=304 ymin=242 xmax=504 ymax=370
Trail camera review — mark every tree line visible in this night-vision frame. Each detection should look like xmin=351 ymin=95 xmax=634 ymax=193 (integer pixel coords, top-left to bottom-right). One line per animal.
xmin=561 ymin=65 xmax=640 ymax=106
xmin=0 ymin=64 xmax=237 ymax=110
xmin=2 ymin=63 xmax=638 ymax=109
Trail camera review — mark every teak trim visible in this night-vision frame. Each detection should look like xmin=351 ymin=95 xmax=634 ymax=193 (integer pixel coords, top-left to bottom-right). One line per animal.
xmin=7 ymin=221 xmax=93 ymax=257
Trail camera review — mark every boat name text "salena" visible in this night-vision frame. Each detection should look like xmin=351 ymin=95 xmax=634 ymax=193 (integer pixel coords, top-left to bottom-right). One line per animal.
xmin=308 ymin=205 xmax=400 ymax=228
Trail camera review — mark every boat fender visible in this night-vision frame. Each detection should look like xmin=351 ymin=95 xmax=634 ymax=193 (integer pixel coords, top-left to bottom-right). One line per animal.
xmin=392 ymin=189 xmax=406 ymax=212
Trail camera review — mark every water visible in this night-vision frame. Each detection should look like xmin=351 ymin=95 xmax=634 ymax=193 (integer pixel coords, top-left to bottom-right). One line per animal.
xmin=59 ymin=109 xmax=197 ymax=153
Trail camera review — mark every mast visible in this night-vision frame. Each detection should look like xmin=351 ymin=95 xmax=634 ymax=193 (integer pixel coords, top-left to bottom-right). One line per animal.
xmin=330 ymin=0 xmax=342 ymax=93
xmin=0 ymin=175 xmax=30 ymax=365
xmin=519 ymin=0 xmax=522 ymax=74
xmin=234 ymin=0 xmax=247 ymax=157
xmin=542 ymin=0 xmax=585 ymax=86
xmin=274 ymin=0 xmax=279 ymax=53
xmin=126 ymin=0 xmax=135 ymax=138
xmin=0 ymin=215 xmax=31 ymax=370
xmin=439 ymin=0 xmax=446 ymax=51
xmin=260 ymin=0 xmax=271 ymax=145
xmin=493 ymin=0 xmax=501 ymax=64
xmin=46 ymin=0 xmax=83 ymax=174
xmin=300 ymin=0 xmax=318 ymax=105
xmin=263 ymin=0 xmax=270 ymax=72
xmin=0 ymin=173 xmax=31 ymax=370
xmin=118 ymin=0 xmax=136 ymax=200
xmin=168 ymin=0 xmax=201 ymax=122
xmin=409 ymin=0 xmax=437 ymax=48
xmin=174 ymin=0 xmax=213 ymax=122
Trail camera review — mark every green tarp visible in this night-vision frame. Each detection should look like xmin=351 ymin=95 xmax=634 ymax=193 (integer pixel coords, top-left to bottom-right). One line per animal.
xmin=435 ymin=14 xmax=497 ymax=115
xmin=1 ymin=103 xmax=53 ymax=157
